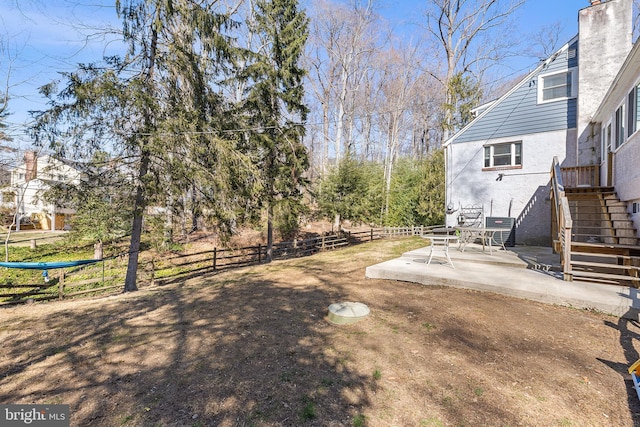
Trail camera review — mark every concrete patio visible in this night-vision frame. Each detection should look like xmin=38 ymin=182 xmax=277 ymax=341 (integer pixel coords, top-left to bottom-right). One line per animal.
xmin=365 ymin=242 xmax=640 ymax=319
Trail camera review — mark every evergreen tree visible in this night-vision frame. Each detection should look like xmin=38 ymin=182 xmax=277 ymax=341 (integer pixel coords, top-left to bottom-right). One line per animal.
xmin=242 ymin=0 xmax=309 ymax=261
xmin=386 ymin=151 xmax=445 ymax=226
xmin=41 ymin=152 xmax=133 ymax=248
xmin=443 ymin=72 xmax=483 ymax=133
xmin=316 ymin=157 xmax=383 ymax=228
xmin=32 ymin=0 xmax=249 ymax=291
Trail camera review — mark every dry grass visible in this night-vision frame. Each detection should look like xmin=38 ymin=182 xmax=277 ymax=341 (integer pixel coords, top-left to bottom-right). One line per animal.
xmin=0 ymin=237 xmax=639 ymax=426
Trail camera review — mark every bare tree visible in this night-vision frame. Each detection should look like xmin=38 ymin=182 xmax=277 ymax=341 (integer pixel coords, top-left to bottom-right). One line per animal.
xmin=421 ymin=0 xmax=525 ymax=143
xmin=374 ymin=43 xmax=424 ymax=217
xmin=306 ymin=0 xmax=384 ymax=169
xmin=529 ymin=21 xmax=565 ymax=60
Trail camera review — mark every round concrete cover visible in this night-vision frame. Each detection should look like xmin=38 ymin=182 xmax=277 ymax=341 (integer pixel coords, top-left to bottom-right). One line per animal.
xmin=327 ymin=302 xmax=370 ymax=325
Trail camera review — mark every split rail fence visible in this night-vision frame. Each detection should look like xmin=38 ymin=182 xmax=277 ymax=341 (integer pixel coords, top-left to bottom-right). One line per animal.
xmin=0 ymin=226 xmax=436 ymax=304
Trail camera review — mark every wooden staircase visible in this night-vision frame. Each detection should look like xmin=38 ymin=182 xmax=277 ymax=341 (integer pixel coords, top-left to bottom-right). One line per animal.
xmin=566 ymin=187 xmax=638 ymax=246
xmin=550 ymin=158 xmax=640 ymax=286
xmin=564 ymin=187 xmax=640 ymax=285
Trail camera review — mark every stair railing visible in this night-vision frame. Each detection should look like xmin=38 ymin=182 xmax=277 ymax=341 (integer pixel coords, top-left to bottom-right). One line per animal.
xmin=560 ymin=164 xmax=600 ymax=187
xmin=551 ymin=157 xmax=573 ymax=281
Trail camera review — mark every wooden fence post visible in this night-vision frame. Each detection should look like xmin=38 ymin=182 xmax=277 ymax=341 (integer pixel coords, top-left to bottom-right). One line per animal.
xmin=58 ymin=270 xmax=65 ymax=300
xmin=370 ymin=228 xmax=373 ymax=241
xmin=150 ymin=259 xmax=155 ymax=286
xmin=322 ymin=235 xmax=325 ymax=250
xmin=258 ymin=244 xmax=261 ymax=263
xmin=213 ymin=247 xmax=217 ymax=270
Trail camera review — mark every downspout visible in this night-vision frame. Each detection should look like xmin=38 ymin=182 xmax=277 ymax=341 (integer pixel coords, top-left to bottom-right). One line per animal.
xmin=444 ymin=143 xmax=452 ymax=227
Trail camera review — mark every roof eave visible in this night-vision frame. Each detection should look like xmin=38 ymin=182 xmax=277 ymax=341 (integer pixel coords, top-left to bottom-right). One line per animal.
xmin=444 ymin=35 xmax=578 ymax=147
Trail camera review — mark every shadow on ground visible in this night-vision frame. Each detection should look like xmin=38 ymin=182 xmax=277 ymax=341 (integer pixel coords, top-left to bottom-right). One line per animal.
xmin=0 ymin=272 xmax=374 ymax=426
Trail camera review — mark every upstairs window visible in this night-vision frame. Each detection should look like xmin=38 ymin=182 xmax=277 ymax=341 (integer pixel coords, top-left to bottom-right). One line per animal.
xmin=538 ymin=68 xmax=577 ymax=104
xmin=484 ymin=142 xmax=522 ymax=169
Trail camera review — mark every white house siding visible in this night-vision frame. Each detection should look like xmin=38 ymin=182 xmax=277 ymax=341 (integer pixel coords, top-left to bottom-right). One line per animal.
xmin=10 ymin=155 xmax=81 ymax=230
xmin=446 ymin=129 xmax=575 ymax=245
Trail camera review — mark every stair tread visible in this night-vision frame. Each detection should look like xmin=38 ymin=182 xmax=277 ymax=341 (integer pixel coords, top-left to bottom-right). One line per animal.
xmin=571 ymin=260 xmax=639 ymax=270
xmin=570 ymin=242 xmax=640 ymax=255
xmin=571 ymin=226 xmax=636 ymax=230
xmin=571 ymin=270 xmax=640 ymax=281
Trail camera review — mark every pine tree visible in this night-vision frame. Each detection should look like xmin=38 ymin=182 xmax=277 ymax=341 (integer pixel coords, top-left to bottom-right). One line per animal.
xmin=242 ymin=0 xmax=310 ymax=261
xmin=32 ymin=0 xmax=249 ymax=292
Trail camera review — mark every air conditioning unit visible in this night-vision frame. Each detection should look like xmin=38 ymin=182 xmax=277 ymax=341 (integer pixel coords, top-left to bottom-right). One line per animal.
xmin=485 ymin=217 xmax=516 ymax=247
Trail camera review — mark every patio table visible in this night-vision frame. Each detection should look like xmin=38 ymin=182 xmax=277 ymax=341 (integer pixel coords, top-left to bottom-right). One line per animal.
xmin=455 ymin=227 xmax=510 ymax=254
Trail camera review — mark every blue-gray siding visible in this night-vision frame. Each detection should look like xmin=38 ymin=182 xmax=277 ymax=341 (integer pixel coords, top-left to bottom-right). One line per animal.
xmin=452 ymin=41 xmax=578 ymax=144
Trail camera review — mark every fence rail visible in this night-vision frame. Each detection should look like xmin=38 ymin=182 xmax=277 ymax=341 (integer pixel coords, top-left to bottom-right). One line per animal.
xmin=0 ymin=259 xmax=122 ymax=305
xmin=149 ymin=226 xmax=437 ymax=285
xmin=0 ymin=225 xmax=435 ymax=304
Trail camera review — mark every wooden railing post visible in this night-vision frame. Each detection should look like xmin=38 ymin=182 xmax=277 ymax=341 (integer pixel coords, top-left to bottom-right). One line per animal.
xmin=213 ymin=247 xmax=217 ymax=270
xmin=257 ymin=245 xmax=261 ymax=263
xmin=561 ymin=198 xmax=573 ymax=281
xmin=58 ymin=270 xmax=65 ymax=300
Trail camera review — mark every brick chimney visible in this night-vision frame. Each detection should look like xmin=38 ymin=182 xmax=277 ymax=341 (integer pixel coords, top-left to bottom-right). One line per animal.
xmin=24 ymin=151 xmax=37 ymax=181
xmin=590 ymin=0 xmax=602 ymax=5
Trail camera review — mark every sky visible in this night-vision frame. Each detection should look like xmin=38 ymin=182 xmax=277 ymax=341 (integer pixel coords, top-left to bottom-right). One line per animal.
xmin=0 ymin=0 xmax=590 ymax=147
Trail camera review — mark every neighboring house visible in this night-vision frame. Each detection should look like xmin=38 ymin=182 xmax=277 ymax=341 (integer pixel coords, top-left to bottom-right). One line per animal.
xmin=444 ymin=0 xmax=633 ymax=246
xmin=7 ymin=151 xmax=80 ymax=231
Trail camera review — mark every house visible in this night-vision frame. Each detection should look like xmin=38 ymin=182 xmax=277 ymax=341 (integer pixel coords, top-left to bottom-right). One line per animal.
xmin=591 ymin=32 xmax=640 ymax=233
xmin=6 ymin=151 xmax=80 ymax=231
xmin=444 ymin=0 xmax=633 ymax=247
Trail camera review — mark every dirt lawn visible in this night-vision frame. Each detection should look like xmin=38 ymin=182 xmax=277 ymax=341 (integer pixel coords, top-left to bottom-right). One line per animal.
xmin=1 ymin=237 xmax=639 ymax=426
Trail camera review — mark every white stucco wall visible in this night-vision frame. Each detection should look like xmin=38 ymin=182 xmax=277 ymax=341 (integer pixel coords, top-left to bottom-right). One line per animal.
xmin=446 ymin=129 xmax=575 ymax=245
xmin=611 ymin=130 xmax=640 ymax=233
xmin=592 ymin=39 xmax=640 ymax=236
xmin=577 ymin=0 xmax=632 ymax=166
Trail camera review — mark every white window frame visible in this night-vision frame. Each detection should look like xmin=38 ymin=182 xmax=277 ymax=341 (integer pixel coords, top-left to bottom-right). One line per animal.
xmin=601 ymin=121 xmax=612 ymax=163
xmin=615 ymin=103 xmax=625 ymax=150
xmin=628 ymin=82 xmax=640 ymax=139
xmin=483 ymin=141 xmax=522 ymax=169
xmin=537 ymin=67 xmax=578 ymax=104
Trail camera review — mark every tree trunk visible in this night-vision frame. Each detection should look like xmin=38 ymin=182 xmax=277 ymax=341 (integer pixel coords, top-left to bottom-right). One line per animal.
xmin=94 ymin=241 xmax=103 ymax=260
xmin=164 ymin=192 xmax=174 ymax=247
xmin=266 ymin=203 xmax=273 ymax=263
xmin=124 ymin=150 xmax=150 ymax=292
